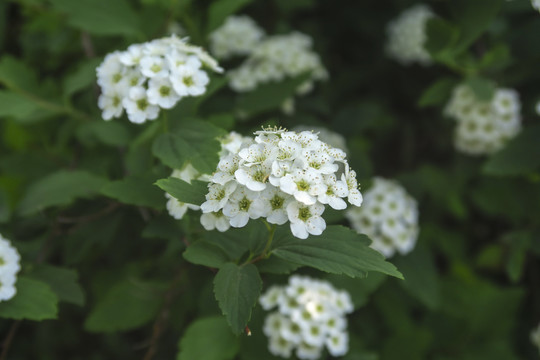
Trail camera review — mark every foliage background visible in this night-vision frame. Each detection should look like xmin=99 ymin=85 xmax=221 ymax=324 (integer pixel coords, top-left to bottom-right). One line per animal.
xmin=0 ymin=0 xmax=540 ymax=359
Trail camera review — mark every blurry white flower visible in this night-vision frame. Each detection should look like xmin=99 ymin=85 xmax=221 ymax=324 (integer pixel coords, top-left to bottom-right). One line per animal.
xmin=0 ymin=235 xmax=21 ymax=302
xmin=532 ymin=0 xmax=540 ymax=11
xmin=346 ymin=177 xmax=419 ymax=258
xmin=531 ymin=322 xmax=540 ymax=354
xmin=209 ymin=15 xmax=265 ymax=59
xmin=386 ymin=4 xmax=434 ymax=66
xmin=445 ymin=84 xmax=522 ymax=155
xmin=260 ymin=275 xmax=353 ymax=359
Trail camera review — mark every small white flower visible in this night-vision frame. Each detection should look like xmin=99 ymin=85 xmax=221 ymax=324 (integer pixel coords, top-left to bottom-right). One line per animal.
xmin=200 ymin=211 xmax=230 ymax=232
xmin=200 ymin=182 xmax=237 ymax=213
xmin=259 ymin=187 xmax=291 ymax=225
xmin=146 ymin=77 xmax=181 ymax=109
xmin=222 ymin=187 xmax=266 ymax=227
xmin=209 ymin=15 xmax=265 ymax=59
xmin=280 ymin=169 xmax=326 ymax=206
xmin=286 ymin=201 xmax=326 ymax=239
xmin=0 ymin=235 xmax=21 ymax=302
xmin=139 ymin=55 xmax=169 ymax=78
xmin=532 ymin=0 xmax=540 ymax=11
xmin=171 ymin=65 xmax=209 ymax=97
xmin=531 ymin=322 xmax=540 ymax=354
xmin=326 ymin=331 xmax=349 ymax=357
xmin=122 ymin=86 xmax=160 ymax=124
xmin=98 ymin=89 xmax=124 ymax=120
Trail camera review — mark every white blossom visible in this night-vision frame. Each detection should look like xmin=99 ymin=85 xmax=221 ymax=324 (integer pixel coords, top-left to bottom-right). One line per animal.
xmin=199 ymin=127 xmax=362 ymax=239
xmin=531 ymin=322 xmax=540 ymax=354
xmin=346 ymin=177 xmax=419 ymax=258
xmin=209 ymin=15 xmax=265 ymax=59
xmin=386 ymin=4 xmax=434 ymax=66
xmin=260 ymin=275 xmax=353 ymax=359
xmin=532 ymin=0 xmax=540 ymax=11
xmin=445 ymin=84 xmax=522 ymax=155
xmin=0 ymin=235 xmax=21 ymax=302
xmin=96 ymin=35 xmax=221 ymax=124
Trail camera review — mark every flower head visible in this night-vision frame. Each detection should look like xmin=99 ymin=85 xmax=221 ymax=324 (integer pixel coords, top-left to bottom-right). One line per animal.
xmin=260 ymin=275 xmax=353 ymax=359
xmin=96 ymin=35 xmax=221 ymax=123
xmin=346 ymin=177 xmax=419 ymax=258
xmin=0 ymin=235 xmax=21 ymax=302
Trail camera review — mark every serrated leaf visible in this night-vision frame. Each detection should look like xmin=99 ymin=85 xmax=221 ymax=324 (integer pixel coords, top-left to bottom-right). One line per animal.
xmin=256 ymin=256 xmax=301 ymax=274
xmin=213 ymin=263 xmax=261 ymax=334
xmin=465 ymin=76 xmax=496 ymax=101
xmin=503 ymin=232 xmax=531 ymax=283
xmin=50 ymin=0 xmax=141 ymax=37
xmin=236 ymin=73 xmax=311 ymax=117
xmin=155 ymin=177 xmax=208 ymax=206
xmin=206 ymin=0 xmax=253 ymax=34
xmin=17 ymin=170 xmax=107 ymax=216
xmin=177 ymin=316 xmax=239 ymax=360
xmin=101 ymin=175 xmax=165 ymax=209
xmin=84 ymin=279 xmax=166 ymax=332
xmin=483 ymin=125 xmax=540 ymax=176
xmin=152 ymin=121 xmax=224 ymax=174
xmin=417 ymin=77 xmax=458 ymax=108
xmin=183 ymin=241 xmax=230 ymax=268
xmin=0 ymin=276 xmax=58 ymax=320
xmin=27 ymin=264 xmax=85 ymax=306
xmin=271 ymin=226 xmax=403 ymax=279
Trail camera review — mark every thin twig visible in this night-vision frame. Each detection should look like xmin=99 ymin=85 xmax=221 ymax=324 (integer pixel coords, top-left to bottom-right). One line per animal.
xmin=0 ymin=319 xmax=21 ymax=360
xmin=80 ymin=31 xmax=95 ymax=58
xmin=56 ymin=202 xmax=120 ymax=224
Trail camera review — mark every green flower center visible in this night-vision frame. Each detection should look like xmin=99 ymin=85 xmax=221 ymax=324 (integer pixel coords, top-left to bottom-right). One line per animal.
xmin=112 ymin=73 xmax=122 ymax=83
xmin=298 ymin=207 xmax=311 ymax=221
xmin=239 ymin=197 xmax=251 ymax=212
xmin=159 ymin=86 xmax=171 ymax=97
xmin=253 ymin=170 xmax=266 ymax=183
xmin=136 ymin=98 xmax=149 ymax=110
xmin=270 ymin=195 xmax=284 ymax=210
xmin=150 ymin=64 xmax=162 ymax=73
xmin=296 ymin=179 xmax=310 ymax=191
xmin=183 ymin=76 xmax=194 ymax=86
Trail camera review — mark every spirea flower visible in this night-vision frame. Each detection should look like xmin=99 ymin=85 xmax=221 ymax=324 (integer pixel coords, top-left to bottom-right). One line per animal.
xmin=199 ymin=126 xmax=362 ymax=239
xmin=345 ymin=177 xmax=419 ymax=258
xmin=531 ymin=322 xmax=540 ymax=354
xmin=444 ymin=84 xmax=522 ymax=155
xmin=293 ymin=125 xmax=348 ymax=153
xmin=0 ymin=234 xmax=21 ymax=302
xmin=259 ymin=275 xmax=353 ymax=359
xmin=209 ymin=15 xmax=265 ymax=59
xmin=96 ymin=35 xmax=222 ymax=123
xmin=386 ymin=4 xmax=434 ymax=66
xmin=228 ymin=32 xmax=327 ymax=109
xmin=532 ymin=0 xmax=540 ymax=12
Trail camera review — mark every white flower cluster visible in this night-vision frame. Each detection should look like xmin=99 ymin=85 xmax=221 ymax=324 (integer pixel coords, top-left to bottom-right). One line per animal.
xmin=198 ymin=127 xmax=362 ymax=239
xmin=532 ymin=323 xmax=540 ymax=355
xmin=533 ymin=0 xmax=540 ymax=12
xmin=0 ymin=234 xmax=21 ymax=302
xmin=259 ymin=275 xmax=353 ymax=359
xmin=96 ymin=35 xmax=222 ymax=124
xmin=293 ymin=125 xmax=348 ymax=153
xmin=209 ymin=15 xmax=265 ymax=60
xmin=345 ymin=177 xmax=419 ymax=258
xmin=444 ymin=84 xmax=521 ymax=155
xmin=386 ymin=4 xmax=434 ymax=66
xmin=228 ymin=32 xmax=327 ymax=95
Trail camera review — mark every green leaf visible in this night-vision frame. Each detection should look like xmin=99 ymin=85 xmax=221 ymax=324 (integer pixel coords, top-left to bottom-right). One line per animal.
xmin=483 ymin=125 xmax=540 ymax=176
xmin=26 ymin=265 xmax=85 ymax=306
xmin=213 ymin=263 xmax=262 ymax=334
xmin=63 ymin=58 xmax=102 ymax=98
xmin=152 ymin=121 xmax=224 ymax=174
xmin=17 ymin=170 xmax=107 ymax=216
xmin=417 ymin=77 xmax=458 ymax=108
xmin=155 ymin=177 xmax=208 ymax=206
xmin=449 ymin=0 xmax=504 ymax=53
xmin=256 ymin=256 xmax=301 ymax=274
xmin=465 ymin=76 xmax=496 ymax=101
xmin=206 ymin=0 xmax=253 ymax=34
xmin=271 ymin=226 xmax=403 ymax=279
xmin=0 ymin=276 xmax=59 ymax=320
xmin=0 ymin=90 xmax=41 ymax=120
xmin=177 ymin=316 xmax=240 ymax=360
xmin=76 ymin=121 xmax=132 ymax=147
xmin=424 ymin=18 xmax=460 ymax=61
xmin=50 ymin=0 xmax=142 ymax=37
xmin=393 ymin=246 xmax=440 ymax=309
xmin=236 ymin=73 xmax=311 ymax=117
xmin=101 ymin=175 xmax=165 ymax=209
xmin=84 ymin=279 xmax=166 ymax=332
xmin=503 ymin=232 xmax=531 ymax=283
xmin=183 ymin=241 xmax=230 ymax=268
